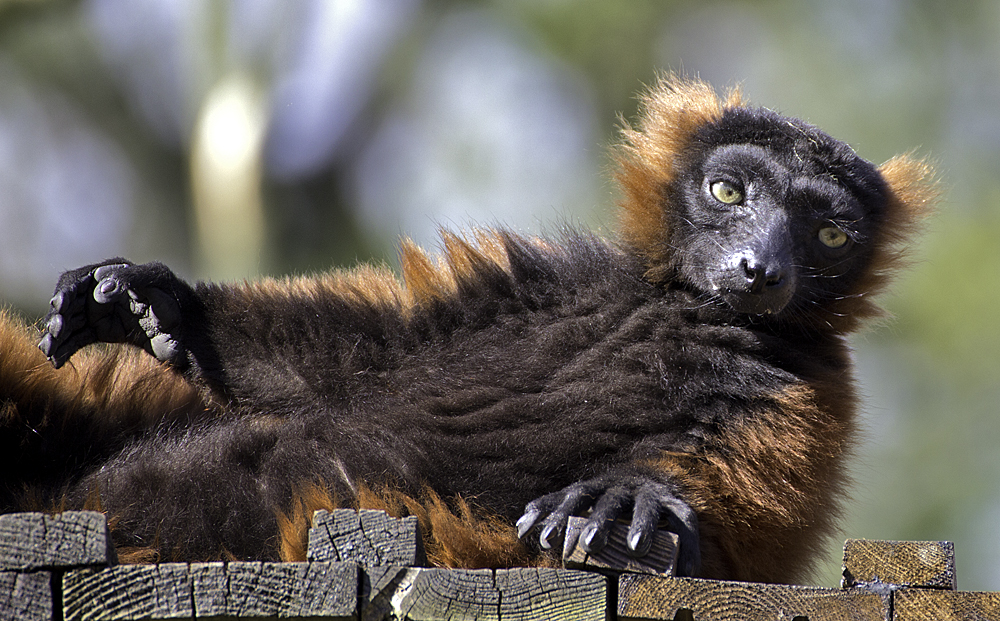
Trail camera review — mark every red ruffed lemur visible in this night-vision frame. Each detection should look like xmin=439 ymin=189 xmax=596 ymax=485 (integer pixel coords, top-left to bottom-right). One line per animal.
xmin=0 ymin=76 xmax=937 ymax=583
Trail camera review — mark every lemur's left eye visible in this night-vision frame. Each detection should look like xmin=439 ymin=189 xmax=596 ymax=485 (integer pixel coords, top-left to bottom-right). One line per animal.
xmin=818 ymin=226 xmax=849 ymax=248
xmin=710 ymin=180 xmax=743 ymax=205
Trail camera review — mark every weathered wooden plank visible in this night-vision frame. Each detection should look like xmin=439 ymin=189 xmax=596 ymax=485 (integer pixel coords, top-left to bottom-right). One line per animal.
xmin=895 ymin=589 xmax=1000 ymax=621
xmin=308 ymin=508 xmax=426 ymax=567
xmin=842 ymin=539 xmax=956 ymax=589
xmin=189 ymin=561 xmax=357 ymax=619
xmin=562 ymin=516 xmax=678 ymax=576
xmin=0 ymin=571 xmax=52 ymax=621
xmin=289 ymin=561 xmax=360 ymax=619
xmin=0 ymin=511 xmax=115 ymax=570
xmin=189 ymin=562 xmax=228 ymax=618
xmin=618 ymin=574 xmax=886 ymax=621
xmin=223 ymin=562 xmax=297 ymax=618
xmin=495 ymin=568 xmax=607 ymax=621
xmin=63 ymin=564 xmax=192 ymax=621
xmin=363 ymin=567 xmax=607 ymax=621
xmin=361 ymin=565 xmax=411 ymax=621
xmin=380 ymin=568 xmax=498 ymax=621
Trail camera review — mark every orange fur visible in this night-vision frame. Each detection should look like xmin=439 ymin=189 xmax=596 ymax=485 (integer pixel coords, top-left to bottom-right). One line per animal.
xmin=645 ymin=384 xmax=852 ymax=583
xmin=248 ymin=264 xmax=407 ymax=312
xmin=0 ymin=308 xmax=215 ymax=454
xmin=862 ymin=154 xmax=940 ymax=302
xmin=614 ymin=74 xmax=744 ymax=282
xmin=0 ymin=309 xmax=220 ymax=564
xmin=116 ymin=546 xmax=161 ymax=564
xmin=235 ymin=229 xmax=527 ymax=316
xmin=276 ymin=482 xmax=532 ymax=569
xmin=276 ymin=482 xmax=339 ymax=562
xmin=362 ymin=486 xmax=532 ymax=568
xmin=400 ymin=238 xmax=454 ymax=304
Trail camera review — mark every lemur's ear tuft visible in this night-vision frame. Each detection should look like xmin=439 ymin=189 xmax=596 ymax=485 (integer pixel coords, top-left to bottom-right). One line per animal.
xmin=614 ymin=74 xmax=745 ymax=282
xmin=861 ymin=153 xmax=941 ymax=304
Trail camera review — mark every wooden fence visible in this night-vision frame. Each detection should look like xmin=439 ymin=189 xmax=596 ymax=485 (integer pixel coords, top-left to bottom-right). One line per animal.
xmin=0 ymin=509 xmax=997 ymax=620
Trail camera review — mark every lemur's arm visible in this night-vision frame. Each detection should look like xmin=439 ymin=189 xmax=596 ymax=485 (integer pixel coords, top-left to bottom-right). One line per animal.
xmin=37 ymin=259 xmax=362 ymax=408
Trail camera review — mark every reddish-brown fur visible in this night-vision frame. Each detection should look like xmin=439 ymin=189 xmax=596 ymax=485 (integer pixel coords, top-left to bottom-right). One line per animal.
xmin=0 ymin=76 xmax=938 ymax=580
xmin=0 ymin=308 xmax=217 ymax=448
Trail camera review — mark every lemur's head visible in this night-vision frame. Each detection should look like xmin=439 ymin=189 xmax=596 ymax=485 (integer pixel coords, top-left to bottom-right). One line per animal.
xmin=615 ymin=75 xmax=938 ymax=332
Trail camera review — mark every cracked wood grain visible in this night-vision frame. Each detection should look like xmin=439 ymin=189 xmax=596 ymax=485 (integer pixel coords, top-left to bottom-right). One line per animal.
xmin=308 ymin=509 xmax=426 ymax=567
xmin=0 ymin=511 xmax=114 ymax=570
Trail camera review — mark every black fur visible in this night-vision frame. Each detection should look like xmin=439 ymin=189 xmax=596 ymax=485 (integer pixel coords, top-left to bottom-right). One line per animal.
xmin=4 ymin=78 xmax=933 ymax=582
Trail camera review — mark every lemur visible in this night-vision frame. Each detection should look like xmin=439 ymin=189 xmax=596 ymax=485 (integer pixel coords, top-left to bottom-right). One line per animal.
xmin=0 ymin=75 xmax=937 ymax=583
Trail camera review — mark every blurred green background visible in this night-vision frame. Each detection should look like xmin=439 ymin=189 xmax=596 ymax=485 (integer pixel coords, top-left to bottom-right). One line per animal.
xmin=1 ymin=0 xmax=998 ymax=589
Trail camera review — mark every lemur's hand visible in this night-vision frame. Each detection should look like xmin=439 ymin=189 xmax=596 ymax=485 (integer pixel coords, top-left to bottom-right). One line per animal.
xmin=39 ymin=259 xmax=186 ymax=368
xmin=516 ymin=471 xmax=701 ymax=577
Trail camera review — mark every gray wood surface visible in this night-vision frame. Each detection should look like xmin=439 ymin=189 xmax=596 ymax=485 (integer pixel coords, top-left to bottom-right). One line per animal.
xmin=895 ymin=589 xmax=1000 ymax=621
xmin=495 ymin=568 xmax=607 ymax=621
xmin=64 ymin=561 xmax=356 ymax=620
xmin=361 ymin=565 xmax=411 ymax=621
xmin=0 ymin=511 xmax=114 ymax=570
xmin=365 ymin=567 xmax=606 ymax=621
xmin=190 ymin=561 xmax=357 ymax=619
xmin=562 ymin=516 xmax=678 ymax=576
xmin=0 ymin=571 xmax=52 ymax=621
xmin=308 ymin=508 xmax=426 ymax=567
xmin=63 ymin=564 xmax=192 ymax=621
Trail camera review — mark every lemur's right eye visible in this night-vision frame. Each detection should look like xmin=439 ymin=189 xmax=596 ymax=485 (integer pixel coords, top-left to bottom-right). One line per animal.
xmin=710 ymin=180 xmax=743 ymax=205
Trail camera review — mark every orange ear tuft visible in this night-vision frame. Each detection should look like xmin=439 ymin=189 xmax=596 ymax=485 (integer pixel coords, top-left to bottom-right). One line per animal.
xmin=878 ymin=153 xmax=940 ymax=230
xmin=873 ymin=154 xmax=940 ymax=285
xmin=614 ymin=74 xmax=744 ymax=280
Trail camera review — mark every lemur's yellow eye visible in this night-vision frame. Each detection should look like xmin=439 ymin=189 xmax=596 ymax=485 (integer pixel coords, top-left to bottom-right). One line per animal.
xmin=818 ymin=226 xmax=849 ymax=248
xmin=710 ymin=180 xmax=743 ymax=205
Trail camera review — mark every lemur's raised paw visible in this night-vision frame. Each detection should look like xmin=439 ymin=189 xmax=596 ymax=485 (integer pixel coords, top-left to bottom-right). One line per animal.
xmin=39 ymin=259 xmax=185 ymax=367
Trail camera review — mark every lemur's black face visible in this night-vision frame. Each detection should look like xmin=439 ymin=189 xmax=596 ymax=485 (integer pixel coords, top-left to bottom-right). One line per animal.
xmin=672 ymin=111 xmax=886 ymax=317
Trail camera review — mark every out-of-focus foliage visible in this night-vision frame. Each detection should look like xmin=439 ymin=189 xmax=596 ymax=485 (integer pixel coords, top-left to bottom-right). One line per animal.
xmin=892 ymin=212 xmax=1000 ymax=383
xmin=1 ymin=0 xmax=998 ymax=589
